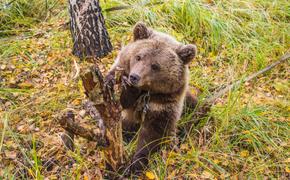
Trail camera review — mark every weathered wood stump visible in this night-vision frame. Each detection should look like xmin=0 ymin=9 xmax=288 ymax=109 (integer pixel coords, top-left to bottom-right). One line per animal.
xmin=81 ymin=65 xmax=125 ymax=173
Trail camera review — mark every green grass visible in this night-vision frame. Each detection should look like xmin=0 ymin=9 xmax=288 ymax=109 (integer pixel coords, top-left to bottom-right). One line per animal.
xmin=0 ymin=0 xmax=289 ymax=179
xmin=0 ymin=0 xmax=66 ymax=37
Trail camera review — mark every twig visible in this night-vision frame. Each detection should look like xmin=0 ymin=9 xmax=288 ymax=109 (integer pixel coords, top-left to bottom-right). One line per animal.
xmin=73 ymin=59 xmax=80 ymax=79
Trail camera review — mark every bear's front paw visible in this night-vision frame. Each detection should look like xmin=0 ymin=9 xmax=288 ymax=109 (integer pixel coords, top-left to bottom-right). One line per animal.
xmin=129 ymin=156 xmax=149 ymax=175
xmin=121 ymin=75 xmax=132 ymax=88
xmin=130 ymin=162 xmax=145 ymax=175
xmin=104 ymin=73 xmax=115 ymax=89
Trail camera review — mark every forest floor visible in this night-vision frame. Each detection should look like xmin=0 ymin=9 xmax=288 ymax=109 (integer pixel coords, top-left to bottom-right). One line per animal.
xmin=0 ymin=0 xmax=289 ymax=179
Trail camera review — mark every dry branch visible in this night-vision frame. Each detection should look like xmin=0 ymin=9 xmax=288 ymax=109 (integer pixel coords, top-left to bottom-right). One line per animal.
xmin=59 ymin=110 xmax=108 ymax=146
xmin=61 ymin=132 xmax=74 ymax=151
xmin=193 ymin=53 xmax=290 ymax=125
xmin=205 ymin=53 xmax=290 ymax=104
xmin=60 ymin=111 xmax=75 ymax=151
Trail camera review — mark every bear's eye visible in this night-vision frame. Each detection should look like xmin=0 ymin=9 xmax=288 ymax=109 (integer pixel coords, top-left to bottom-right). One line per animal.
xmin=136 ymin=55 xmax=141 ymax=61
xmin=151 ymin=64 xmax=160 ymax=71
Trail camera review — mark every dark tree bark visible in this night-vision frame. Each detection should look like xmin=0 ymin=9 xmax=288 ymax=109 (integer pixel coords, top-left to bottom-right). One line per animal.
xmin=69 ymin=0 xmax=112 ymax=59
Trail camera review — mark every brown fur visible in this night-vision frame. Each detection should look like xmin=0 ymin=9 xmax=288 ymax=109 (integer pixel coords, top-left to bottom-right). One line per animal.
xmin=105 ymin=22 xmax=197 ymax=173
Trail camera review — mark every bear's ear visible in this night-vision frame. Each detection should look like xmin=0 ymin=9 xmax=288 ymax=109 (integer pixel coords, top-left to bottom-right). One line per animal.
xmin=176 ymin=44 xmax=197 ymax=64
xmin=133 ymin=22 xmax=151 ymax=41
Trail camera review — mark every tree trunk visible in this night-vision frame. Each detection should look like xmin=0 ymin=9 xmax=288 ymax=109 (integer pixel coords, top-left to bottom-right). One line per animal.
xmin=69 ymin=0 xmax=112 ymax=59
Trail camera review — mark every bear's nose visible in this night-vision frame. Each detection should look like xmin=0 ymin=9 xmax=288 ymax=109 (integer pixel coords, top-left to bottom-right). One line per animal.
xmin=129 ymin=74 xmax=140 ymax=85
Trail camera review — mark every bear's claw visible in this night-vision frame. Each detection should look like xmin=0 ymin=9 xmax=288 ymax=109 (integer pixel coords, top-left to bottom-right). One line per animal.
xmin=104 ymin=74 xmax=115 ymax=89
xmin=121 ymin=76 xmax=132 ymax=88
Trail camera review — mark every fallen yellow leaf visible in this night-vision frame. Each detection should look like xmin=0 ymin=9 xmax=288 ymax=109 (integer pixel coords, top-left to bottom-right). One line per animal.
xmin=240 ymin=150 xmax=249 ymax=157
xmin=72 ymin=98 xmax=82 ymax=106
xmin=145 ymin=171 xmax=155 ymax=180
xmin=213 ymin=159 xmax=220 ymax=164
xmin=286 ymin=166 xmax=290 ymax=173
xmin=18 ymin=82 xmax=34 ymax=89
xmin=83 ymin=175 xmax=89 ymax=180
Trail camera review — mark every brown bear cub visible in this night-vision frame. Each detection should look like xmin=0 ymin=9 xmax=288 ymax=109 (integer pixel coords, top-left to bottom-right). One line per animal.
xmin=105 ymin=22 xmax=197 ymax=173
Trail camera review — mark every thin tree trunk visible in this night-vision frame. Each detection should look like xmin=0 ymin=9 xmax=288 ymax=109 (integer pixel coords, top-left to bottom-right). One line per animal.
xmin=69 ymin=0 xmax=112 ymax=59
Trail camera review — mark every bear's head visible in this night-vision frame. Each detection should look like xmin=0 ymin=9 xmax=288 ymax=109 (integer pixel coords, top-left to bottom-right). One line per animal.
xmin=119 ymin=22 xmax=197 ymax=94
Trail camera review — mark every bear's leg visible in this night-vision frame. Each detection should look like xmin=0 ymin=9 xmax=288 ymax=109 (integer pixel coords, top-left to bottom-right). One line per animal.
xmin=130 ymin=116 xmax=176 ymax=174
xmin=182 ymin=90 xmax=198 ymax=115
xmin=122 ymin=109 xmax=140 ymax=143
xmin=120 ymin=84 xmax=142 ymax=109
xmin=130 ymin=126 xmax=162 ymax=174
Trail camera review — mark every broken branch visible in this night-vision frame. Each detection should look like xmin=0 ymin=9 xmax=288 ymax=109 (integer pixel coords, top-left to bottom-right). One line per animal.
xmin=59 ymin=110 xmax=109 ymax=147
xmin=205 ymin=53 xmax=290 ymax=104
xmin=193 ymin=53 xmax=290 ymax=125
xmin=60 ymin=110 xmax=75 ymax=151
